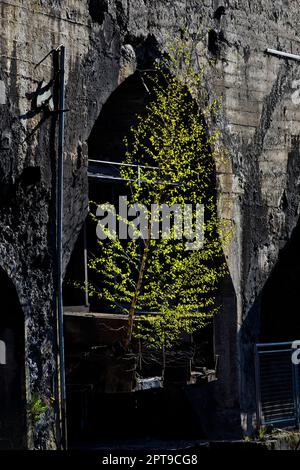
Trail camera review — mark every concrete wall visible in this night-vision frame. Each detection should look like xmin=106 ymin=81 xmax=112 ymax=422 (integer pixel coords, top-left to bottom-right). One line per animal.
xmin=212 ymin=0 xmax=300 ymax=432
xmin=1 ymin=0 xmax=300 ymax=447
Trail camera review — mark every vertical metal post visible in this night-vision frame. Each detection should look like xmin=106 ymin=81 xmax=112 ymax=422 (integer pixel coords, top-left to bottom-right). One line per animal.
xmin=162 ymin=331 xmax=166 ymax=381
xmin=35 ymin=43 xmax=68 ymax=450
xmin=83 ymin=221 xmax=89 ymax=308
xmin=292 ymin=358 xmax=300 ymax=428
xmin=56 ymin=44 xmax=68 ymax=449
xmin=254 ymin=344 xmax=262 ymax=428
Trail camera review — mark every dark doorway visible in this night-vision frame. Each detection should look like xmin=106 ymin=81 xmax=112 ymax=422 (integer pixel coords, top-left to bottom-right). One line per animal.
xmin=0 ymin=267 xmax=26 ymax=449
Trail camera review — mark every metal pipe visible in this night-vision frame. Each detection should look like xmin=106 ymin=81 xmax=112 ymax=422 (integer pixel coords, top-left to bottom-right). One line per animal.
xmin=256 ymin=341 xmax=299 ymax=347
xmin=266 ymin=48 xmax=300 ymax=62
xmin=256 ymin=341 xmax=300 ymax=348
xmin=257 ymin=348 xmax=293 ymax=354
xmin=56 ymin=44 xmax=67 ymax=450
xmin=87 ymin=173 xmax=133 ymax=182
xmin=35 ymin=44 xmax=68 ymax=449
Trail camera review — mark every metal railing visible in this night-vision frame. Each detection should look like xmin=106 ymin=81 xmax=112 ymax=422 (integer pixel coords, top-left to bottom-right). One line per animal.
xmin=88 ymin=159 xmax=158 ymax=184
xmin=88 ymin=159 xmax=180 ymax=186
xmin=255 ymin=341 xmax=300 ymax=428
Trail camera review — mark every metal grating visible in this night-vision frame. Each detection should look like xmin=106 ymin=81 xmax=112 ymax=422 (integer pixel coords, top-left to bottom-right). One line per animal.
xmin=255 ymin=341 xmax=300 ymax=428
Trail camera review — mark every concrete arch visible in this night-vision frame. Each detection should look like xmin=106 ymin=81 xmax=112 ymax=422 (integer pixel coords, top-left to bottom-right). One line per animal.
xmin=65 ymin=69 xmax=239 ymax=442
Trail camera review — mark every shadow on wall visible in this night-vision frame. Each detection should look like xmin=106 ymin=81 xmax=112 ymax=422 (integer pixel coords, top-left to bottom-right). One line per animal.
xmin=260 ymin=219 xmax=300 ymax=342
xmin=238 ymin=136 xmax=300 ymax=431
xmin=0 ymin=267 xmax=26 ymax=449
xmin=260 ymin=137 xmax=300 ymax=342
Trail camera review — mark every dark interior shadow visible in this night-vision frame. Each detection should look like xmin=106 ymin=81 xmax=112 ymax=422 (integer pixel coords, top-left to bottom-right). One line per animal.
xmin=0 ymin=267 xmax=26 ymax=449
xmin=260 ymin=218 xmax=300 ymax=342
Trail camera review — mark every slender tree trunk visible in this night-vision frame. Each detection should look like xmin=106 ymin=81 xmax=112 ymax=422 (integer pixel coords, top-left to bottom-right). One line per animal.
xmin=124 ymin=233 xmax=151 ymax=349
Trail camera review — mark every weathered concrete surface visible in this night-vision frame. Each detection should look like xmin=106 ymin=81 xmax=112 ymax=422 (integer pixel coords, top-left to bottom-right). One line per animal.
xmin=1 ymin=0 xmax=300 ymax=447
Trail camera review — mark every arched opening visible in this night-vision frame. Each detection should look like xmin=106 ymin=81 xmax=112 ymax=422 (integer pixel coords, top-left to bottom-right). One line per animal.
xmin=0 ymin=267 xmax=26 ymax=449
xmin=64 ymin=70 xmax=235 ymax=445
